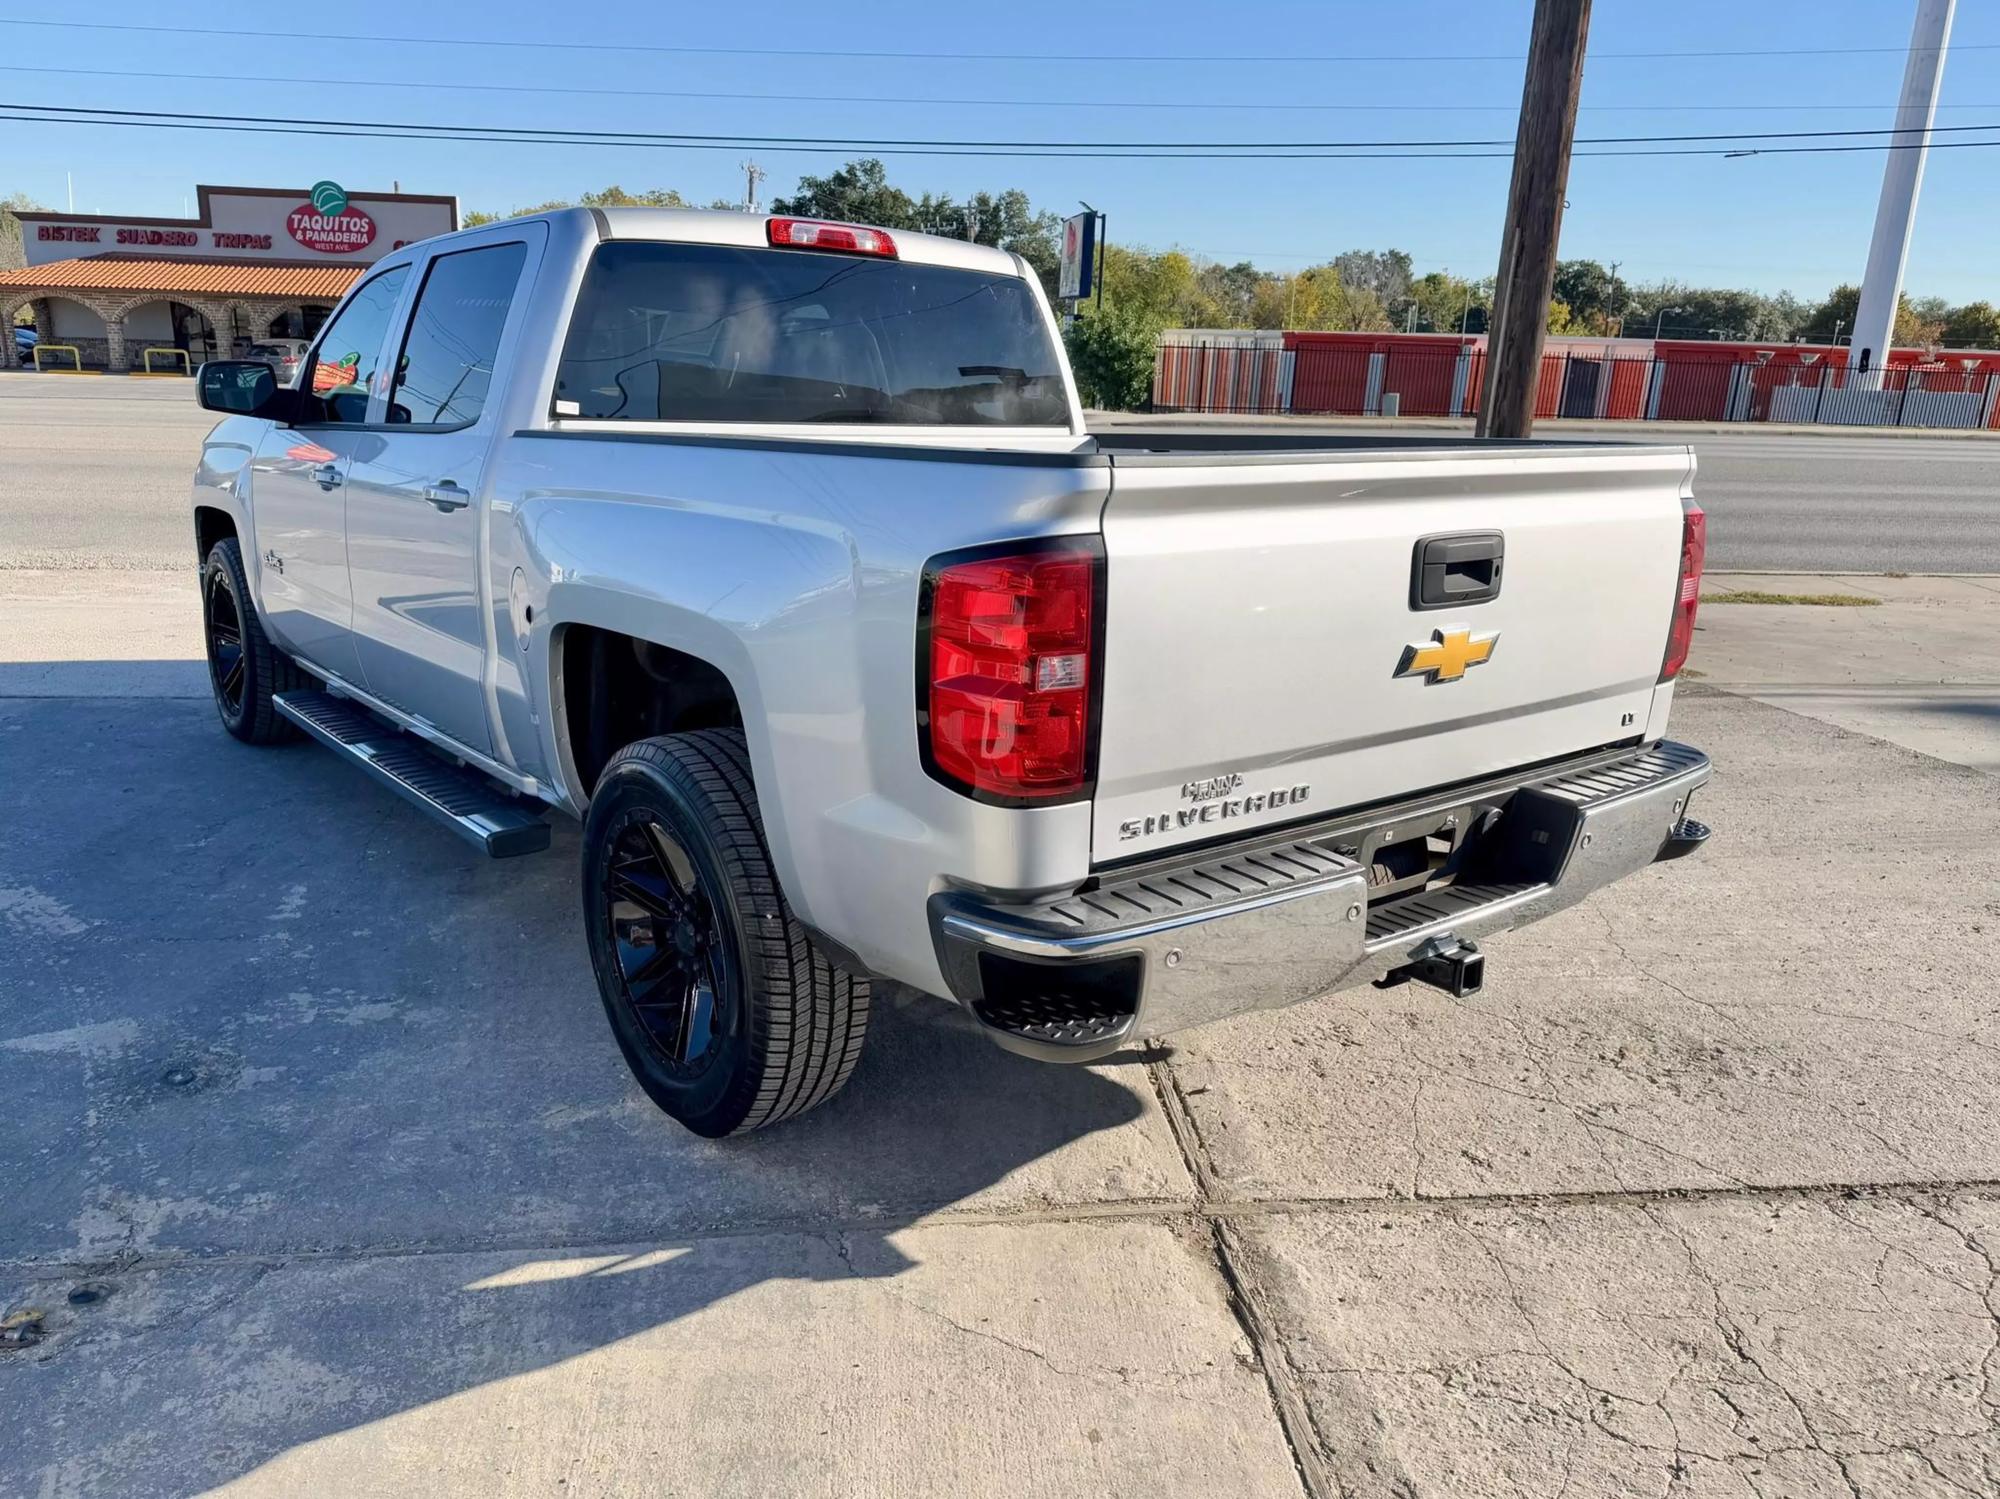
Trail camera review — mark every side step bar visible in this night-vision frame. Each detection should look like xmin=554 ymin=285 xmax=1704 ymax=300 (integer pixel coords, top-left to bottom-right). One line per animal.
xmin=273 ymin=690 xmax=550 ymax=859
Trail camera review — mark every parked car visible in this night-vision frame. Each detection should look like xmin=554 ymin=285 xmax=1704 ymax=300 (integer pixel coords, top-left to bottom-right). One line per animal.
xmin=188 ymin=208 xmax=1712 ymax=1136
xmin=242 ymin=338 xmax=308 ymax=386
xmin=14 ymin=325 xmax=38 ymax=359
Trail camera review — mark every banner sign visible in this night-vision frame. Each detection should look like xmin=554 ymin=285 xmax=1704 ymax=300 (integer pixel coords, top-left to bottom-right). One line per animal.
xmin=287 ymin=182 xmax=377 ymax=254
xmin=1058 ymin=211 xmax=1098 ymax=302
xmin=20 ymin=184 xmax=453 ymax=267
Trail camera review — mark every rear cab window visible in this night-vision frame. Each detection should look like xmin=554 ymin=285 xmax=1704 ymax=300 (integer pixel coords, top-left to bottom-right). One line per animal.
xmin=554 ymin=242 xmax=1067 ymax=427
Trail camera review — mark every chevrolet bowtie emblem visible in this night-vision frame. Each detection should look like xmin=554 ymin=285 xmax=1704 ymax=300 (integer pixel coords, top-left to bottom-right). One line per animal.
xmin=1396 ymin=627 xmax=1499 ymax=684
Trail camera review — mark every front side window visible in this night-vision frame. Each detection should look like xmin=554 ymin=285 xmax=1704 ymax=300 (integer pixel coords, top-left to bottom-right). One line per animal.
xmin=302 ymin=266 xmax=409 ymax=424
xmin=554 ymin=242 xmax=1067 ymax=426
xmin=388 ymin=242 xmax=527 ymax=428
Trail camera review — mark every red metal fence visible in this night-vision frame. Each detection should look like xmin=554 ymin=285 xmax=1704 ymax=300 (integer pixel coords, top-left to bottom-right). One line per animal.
xmin=1152 ymin=343 xmax=2000 ymax=430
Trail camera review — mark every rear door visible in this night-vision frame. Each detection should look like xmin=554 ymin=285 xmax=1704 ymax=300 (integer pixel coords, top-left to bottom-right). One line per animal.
xmin=1090 ymin=444 xmax=1693 ymax=859
xmin=344 ymin=228 xmax=540 ymax=754
xmin=247 ymin=264 xmax=412 ymax=680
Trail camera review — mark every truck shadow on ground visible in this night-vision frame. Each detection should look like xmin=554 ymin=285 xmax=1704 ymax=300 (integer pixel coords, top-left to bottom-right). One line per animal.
xmin=0 ymin=694 xmax=1159 ymax=1495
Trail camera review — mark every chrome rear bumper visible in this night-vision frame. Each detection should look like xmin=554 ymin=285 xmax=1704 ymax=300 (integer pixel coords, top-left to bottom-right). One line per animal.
xmin=929 ymin=741 xmax=1712 ymax=1062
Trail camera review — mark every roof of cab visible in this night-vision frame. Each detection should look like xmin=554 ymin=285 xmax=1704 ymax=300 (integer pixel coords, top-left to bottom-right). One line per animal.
xmin=580 ymin=206 xmax=1025 ymax=277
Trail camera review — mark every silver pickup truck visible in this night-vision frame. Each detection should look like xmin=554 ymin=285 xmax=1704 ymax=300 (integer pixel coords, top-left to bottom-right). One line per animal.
xmin=189 ymin=207 xmax=1712 ymax=1136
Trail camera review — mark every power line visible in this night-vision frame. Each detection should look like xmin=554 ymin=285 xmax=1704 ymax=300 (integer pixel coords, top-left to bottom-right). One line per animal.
xmin=1 ymin=17 xmax=1997 ymax=64
xmin=6 ymin=105 xmax=2000 ymax=162
xmin=9 ymin=101 xmax=2000 ymax=153
xmin=8 ymin=63 xmax=1997 ymax=117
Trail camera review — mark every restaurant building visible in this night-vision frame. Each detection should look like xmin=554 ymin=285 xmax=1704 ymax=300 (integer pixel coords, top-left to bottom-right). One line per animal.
xmin=0 ymin=182 xmax=456 ymax=371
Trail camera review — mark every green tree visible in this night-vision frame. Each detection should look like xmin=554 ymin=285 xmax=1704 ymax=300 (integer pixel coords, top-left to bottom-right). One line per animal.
xmin=1552 ymin=259 xmax=1630 ymax=334
xmin=1094 ymin=244 xmax=1222 ymax=326
xmin=1195 ymin=260 xmax=1264 ymax=327
xmin=1407 ymin=270 xmax=1486 ymax=335
xmin=1797 ymin=284 xmax=1932 ymax=348
xmin=1064 ymin=302 xmax=1162 ymax=411
xmin=770 ymin=159 xmax=917 ymax=230
xmin=463 ymin=185 xmax=691 ymax=227
xmin=1331 ymin=248 xmax=1412 ymax=307
xmin=1941 ymin=301 xmax=2000 ymax=349
xmin=2 ymin=191 xmax=45 ymax=274
xmin=909 ymin=187 xmax=1062 ymax=299
xmin=1629 ymin=282 xmax=1806 ymax=342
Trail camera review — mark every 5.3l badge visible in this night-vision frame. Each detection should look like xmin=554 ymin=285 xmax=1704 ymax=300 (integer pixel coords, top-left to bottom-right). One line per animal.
xmin=1395 ymin=626 xmax=1498 ymax=684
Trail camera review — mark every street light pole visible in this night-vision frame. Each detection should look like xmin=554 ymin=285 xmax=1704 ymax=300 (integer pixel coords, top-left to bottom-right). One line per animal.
xmin=1850 ymin=0 xmax=1956 ymax=379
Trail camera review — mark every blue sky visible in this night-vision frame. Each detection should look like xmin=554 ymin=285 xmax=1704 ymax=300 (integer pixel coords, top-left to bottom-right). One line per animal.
xmin=3 ymin=1 xmax=1996 ymax=303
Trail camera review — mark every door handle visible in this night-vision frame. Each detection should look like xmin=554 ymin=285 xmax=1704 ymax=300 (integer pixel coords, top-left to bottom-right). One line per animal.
xmin=421 ymin=481 xmax=470 ymax=513
xmin=1412 ymin=532 xmax=1504 ymax=610
xmin=313 ymin=463 xmax=343 ymax=490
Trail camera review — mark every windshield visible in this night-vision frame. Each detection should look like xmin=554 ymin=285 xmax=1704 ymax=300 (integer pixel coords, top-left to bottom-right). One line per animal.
xmin=554 ymin=241 xmax=1068 ymax=426
xmin=247 ymin=343 xmax=297 ymax=358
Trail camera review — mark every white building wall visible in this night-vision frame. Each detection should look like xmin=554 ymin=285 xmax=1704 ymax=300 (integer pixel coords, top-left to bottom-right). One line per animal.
xmin=123 ymin=303 xmax=176 ymax=340
xmin=48 ymin=301 xmax=107 ymax=338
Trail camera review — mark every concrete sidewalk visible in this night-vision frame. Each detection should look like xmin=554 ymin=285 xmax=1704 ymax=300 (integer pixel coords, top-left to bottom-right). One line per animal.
xmin=1694 ymin=571 xmax=2000 ymax=775
xmin=7 ymin=581 xmax=2000 ymax=1497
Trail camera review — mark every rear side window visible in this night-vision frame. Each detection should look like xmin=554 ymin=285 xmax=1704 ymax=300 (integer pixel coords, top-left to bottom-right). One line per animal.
xmin=554 ymin=242 xmax=1067 ymax=426
xmin=388 ymin=242 xmax=527 ymax=427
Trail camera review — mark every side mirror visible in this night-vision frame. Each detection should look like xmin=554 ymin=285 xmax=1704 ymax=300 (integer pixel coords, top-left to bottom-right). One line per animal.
xmin=197 ymin=360 xmax=296 ymax=420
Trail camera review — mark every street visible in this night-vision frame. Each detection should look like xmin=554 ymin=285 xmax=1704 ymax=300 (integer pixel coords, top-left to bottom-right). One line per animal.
xmin=1092 ymin=407 xmax=2000 ymax=575
xmin=3 ymin=377 xmax=2000 ymax=574
xmin=4 ymin=376 xmax=2000 ymax=1497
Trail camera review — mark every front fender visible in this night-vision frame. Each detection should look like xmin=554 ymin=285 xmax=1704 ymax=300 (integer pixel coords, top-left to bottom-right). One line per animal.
xmin=192 ymin=415 xmax=266 ymax=593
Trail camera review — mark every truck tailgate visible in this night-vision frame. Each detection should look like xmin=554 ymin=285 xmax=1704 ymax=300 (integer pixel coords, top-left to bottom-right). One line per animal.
xmin=1092 ymin=444 xmax=1694 ymax=859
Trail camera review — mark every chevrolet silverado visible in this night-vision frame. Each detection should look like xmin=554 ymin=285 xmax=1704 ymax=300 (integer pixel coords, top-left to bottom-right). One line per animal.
xmin=189 ymin=207 xmax=1711 ymax=1136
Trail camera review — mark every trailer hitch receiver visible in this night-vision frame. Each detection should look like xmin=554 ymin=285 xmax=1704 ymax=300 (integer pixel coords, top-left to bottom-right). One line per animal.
xmin=1376 ymin=936 xmax=1485 ymax=998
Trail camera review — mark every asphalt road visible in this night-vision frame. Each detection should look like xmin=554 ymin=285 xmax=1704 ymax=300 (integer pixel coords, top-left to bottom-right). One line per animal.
xmin=2 ymin=374 xmax=1996 ymax=573
xmin=1685 ymin=428 xmax=2000 ymax=573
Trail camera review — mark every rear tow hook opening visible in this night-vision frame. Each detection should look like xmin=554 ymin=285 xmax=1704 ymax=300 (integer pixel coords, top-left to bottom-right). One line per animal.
xmin=1375 ymin=936 xmax=1485 ymax=998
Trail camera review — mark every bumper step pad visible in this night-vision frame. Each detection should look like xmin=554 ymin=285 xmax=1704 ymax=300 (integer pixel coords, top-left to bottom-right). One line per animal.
xmin=932 ymin=740 xmax=1711 ymax=1057
xmin=274 ymin=690 xmax=550 ymax=859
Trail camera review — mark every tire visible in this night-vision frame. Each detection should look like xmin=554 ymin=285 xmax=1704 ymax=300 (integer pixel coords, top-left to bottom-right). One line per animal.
xmin=202 ymin=536 xmax=306 ymax=744
xmin=581 ymin=729 xmax=871 ymax=1137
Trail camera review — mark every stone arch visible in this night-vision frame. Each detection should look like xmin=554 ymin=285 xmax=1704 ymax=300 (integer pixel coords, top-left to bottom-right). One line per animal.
xmin=99 ymin=292 xmax=162 ymax=324
xmin=0 ymin=290 xmax=40 ymax=368
xmin=33 ymin=294 xmax=111 ymax=369
xmin=103 ymin=297 xmax=197 ymax=374
xmin=234 ymin=302 xmax=283 ymax=343
xmin=186 ymin=300 xmax=241 ymax=361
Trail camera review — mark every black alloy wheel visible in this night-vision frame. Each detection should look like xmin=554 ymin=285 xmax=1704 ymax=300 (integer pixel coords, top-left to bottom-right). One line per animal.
xmin=201 ymin=536 xmax=304 ymax=744
xmin=205 ymin=565 xmax=247 ymax=717
xmin=580 ymin=730 xmax=871 ymax=1137
xmin=603 ymin=816 xmax=731 ymax=1074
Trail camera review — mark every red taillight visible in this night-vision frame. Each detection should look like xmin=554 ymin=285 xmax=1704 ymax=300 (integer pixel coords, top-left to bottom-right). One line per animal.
xmin=1660 ymin=502 xmax=1706 ymax=681
xmin=921 ymin=543 xmax=1100 ymax=803
xmin=766 ymin=217 xmax=898 ymax=258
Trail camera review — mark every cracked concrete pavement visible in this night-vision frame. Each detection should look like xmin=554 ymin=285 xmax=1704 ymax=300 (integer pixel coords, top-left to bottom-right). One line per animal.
xmin=5 ymin=408 xmax=2000 ymax=1495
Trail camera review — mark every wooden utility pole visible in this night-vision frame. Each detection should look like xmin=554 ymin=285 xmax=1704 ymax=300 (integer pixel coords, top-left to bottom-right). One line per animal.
xmin=1476 ymin=0 xmax=1593 ymax=438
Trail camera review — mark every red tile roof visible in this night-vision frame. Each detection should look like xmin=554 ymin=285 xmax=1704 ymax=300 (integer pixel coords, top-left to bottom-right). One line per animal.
xmin=0 ymin=254 xmax=364 ymax=300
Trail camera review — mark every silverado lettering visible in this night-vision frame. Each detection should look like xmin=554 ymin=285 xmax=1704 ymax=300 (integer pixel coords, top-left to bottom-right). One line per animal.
xmin=1120 ymin=784 xmax=1313 ymax=841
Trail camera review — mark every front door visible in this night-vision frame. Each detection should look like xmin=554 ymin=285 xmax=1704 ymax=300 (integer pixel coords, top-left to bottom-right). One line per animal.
xmin=248 ymin=264 xmax=411 ymax=681
xmin=345 ymin=234 xmax=536 ymax=757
